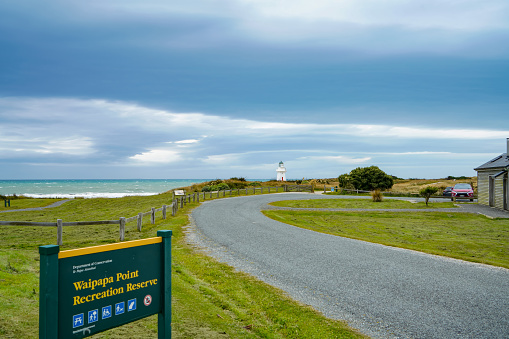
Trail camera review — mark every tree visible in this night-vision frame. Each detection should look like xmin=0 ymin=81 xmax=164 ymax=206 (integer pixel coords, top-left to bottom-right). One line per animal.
xmin=340 ymin=166 xmax=394 ymax=191
xmin=337 ymin=173 xmax=352 ymax=188
xmin=419 ymin=186 xmax=439 ymax=206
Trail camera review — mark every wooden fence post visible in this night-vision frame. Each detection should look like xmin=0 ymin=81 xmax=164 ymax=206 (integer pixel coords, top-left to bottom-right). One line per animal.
xmin=137 ymin=212 xmax=143 ymax=231
xmin=57 ymin=219 xmax=63 ymax=246
xmin=162 ymin=204 xmax=167 ymax=219
xmin=119 ymin=217 xmax=125 ymax=241
xmin=180 ymin=197 xmax=184 ymax=209
xmin=171 ymin=203 xmax=176 ymax=216
xmin=151 ymin=207 xmax=156 ymax=224
xmin=197 ymin=193 xmax=200 ymax=203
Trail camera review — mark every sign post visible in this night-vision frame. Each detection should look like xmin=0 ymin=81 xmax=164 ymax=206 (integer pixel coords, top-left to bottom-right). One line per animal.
xmin=158 ymin=230 xmax=172 ymax=338
xmin=39 ymin=230 xmax=172 ymax=338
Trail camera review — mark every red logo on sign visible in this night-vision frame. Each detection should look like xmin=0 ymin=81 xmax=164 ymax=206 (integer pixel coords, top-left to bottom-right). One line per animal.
xmin=144 ymin=295 xmax=152 ymax=306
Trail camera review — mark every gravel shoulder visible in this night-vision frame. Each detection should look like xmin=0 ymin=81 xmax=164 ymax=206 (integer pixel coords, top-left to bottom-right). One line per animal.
xmin=189 ymin=193 xmax=509 ymax=339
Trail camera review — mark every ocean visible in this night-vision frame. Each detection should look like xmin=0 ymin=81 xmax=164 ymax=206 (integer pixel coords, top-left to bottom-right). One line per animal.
xmin=0 ymin=179 xmax=212 ymax=199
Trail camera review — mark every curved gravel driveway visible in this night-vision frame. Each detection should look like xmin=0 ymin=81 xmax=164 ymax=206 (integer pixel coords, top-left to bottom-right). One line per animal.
xmin=189 ymin=193 xmax=509 ymax=339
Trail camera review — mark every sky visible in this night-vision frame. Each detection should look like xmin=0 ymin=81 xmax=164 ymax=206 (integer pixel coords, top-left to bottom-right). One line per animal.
xmin=1 ymin=0 xmax=508 ymax=180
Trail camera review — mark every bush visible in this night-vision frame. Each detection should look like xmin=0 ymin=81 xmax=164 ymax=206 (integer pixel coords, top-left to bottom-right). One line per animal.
xmin=339 ymin=166 xmax=394 ymax=191
xmin=202 ymin=183 xmax=231 ymax=192
xmin=295 ymin=179 xmax=310 ymax=184
xmin=216 ymin=183 xmax=230 ymax=191
xmin=419 ymin=186 xmax=439 ymax=206
xmin=225 ymin=180 xmax=248 ymax=189
xmin=371 ymin=189 xmax=383 ymax=202
xmin=338 ymin=174 xmax=354 ymax=189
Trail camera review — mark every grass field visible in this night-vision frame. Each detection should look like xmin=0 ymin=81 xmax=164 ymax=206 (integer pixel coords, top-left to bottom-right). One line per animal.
xmin=0 ymin=198 xmax=65 ymax=211
xmin=263 ymin=200 xmax=509 ymax=269
xmin=0 ymin=192 xmax=365 ymax=339
xmin=269 ymin=199 xmax=457 ymax=209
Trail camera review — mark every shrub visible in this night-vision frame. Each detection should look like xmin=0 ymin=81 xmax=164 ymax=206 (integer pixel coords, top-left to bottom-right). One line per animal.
xmin=216 ymin=183 xmax=230 ymax=191
xmin=226 ymin=180 xmax=248 ymax=189
xmin=419 ymin=186 xmax=439 ymax=206
xmin=339 ymin=166 xmax=394 ymax=191
xmin=371 ymin=189 xmax=383 ymax=202
xmin=338 ymin=174 xmax=354 ymax=189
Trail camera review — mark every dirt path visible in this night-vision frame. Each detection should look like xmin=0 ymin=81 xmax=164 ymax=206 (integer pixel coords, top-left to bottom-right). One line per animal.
xmin=0 ymin=199 xmax=71 ymax=213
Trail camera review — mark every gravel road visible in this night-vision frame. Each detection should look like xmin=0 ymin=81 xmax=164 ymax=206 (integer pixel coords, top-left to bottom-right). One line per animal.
xmin=189 ymin=193 xmax=509 ymax=339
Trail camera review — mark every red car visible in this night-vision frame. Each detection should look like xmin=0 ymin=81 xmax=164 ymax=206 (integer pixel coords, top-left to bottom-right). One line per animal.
xmin=451 ymin=183 xmax=474 ymax=201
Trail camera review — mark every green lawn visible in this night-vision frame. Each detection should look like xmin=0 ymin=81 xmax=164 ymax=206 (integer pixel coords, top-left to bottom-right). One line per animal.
xmin=0 ymin=194 xmax=365 ymax=339
xmin=269 ymin=198 xmax=457 ymax=209
xmin=0 ymin=198 xmax=65 ymax=211
xmin=263 ymin=209 xmax=509 ymax=268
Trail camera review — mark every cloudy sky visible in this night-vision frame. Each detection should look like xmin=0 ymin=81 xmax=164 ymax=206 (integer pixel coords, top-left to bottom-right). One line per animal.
xmin=1 ymin=0 xmax=508 ymax=180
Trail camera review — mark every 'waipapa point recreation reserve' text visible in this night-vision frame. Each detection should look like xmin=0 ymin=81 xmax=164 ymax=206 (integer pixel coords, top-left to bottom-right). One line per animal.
xmin=72 ymin=270 xmax=157 ymax=306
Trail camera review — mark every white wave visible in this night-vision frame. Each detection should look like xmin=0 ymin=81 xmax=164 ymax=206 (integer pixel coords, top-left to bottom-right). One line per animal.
xmin=21 ymin=192 xmax=160 ymax=199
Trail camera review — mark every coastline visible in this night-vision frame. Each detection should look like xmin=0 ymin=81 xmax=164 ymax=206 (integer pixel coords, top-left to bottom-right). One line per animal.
xmin=0 ymin=179 xmax=209 ymax=199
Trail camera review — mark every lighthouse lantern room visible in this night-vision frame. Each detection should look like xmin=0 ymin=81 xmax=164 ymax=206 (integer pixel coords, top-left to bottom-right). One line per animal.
xmin=276 ymin=161 xmax=287 ymax=181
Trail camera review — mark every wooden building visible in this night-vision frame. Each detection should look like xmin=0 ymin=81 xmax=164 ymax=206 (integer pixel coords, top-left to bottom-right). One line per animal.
xmin=474 ymin=138 xmax=509 ymax=211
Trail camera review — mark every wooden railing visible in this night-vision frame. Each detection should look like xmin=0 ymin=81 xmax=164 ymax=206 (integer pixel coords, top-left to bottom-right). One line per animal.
xmin=172 ymin=185 xmax=313 ymax=203
xmin=284 ymin=184 xmax=314 ymax=193
xmin=0 ymin=184 xmax=315 ymax=245
xmin=0 ymin=203 xmax=176 ymax=245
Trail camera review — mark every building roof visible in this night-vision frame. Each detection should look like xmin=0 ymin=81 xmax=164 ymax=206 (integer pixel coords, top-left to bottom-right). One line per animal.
xmin=474 ymin=153 xmax=509 ymax=171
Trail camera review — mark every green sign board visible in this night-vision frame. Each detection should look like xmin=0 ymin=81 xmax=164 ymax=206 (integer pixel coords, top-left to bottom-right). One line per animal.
xmin=39 ymin=230 xmax=172 ymax=339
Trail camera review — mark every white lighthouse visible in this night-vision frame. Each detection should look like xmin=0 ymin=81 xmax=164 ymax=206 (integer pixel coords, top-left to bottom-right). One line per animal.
xmin=276 ymin=161 xmax=287 ymax=181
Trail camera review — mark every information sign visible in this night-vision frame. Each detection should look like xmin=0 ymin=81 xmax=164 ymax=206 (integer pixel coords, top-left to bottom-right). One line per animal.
xmin=39 ymin=230 xmax=172 ymax=339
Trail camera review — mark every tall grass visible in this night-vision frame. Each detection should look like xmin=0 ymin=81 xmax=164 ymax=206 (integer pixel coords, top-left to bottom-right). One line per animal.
xmin=371 ymin=189 xmax=383 ymax=202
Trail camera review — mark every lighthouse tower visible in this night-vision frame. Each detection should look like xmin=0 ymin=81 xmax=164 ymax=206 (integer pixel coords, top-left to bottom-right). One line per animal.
xmin=276 ymin=161 xmax=287 ymax=181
